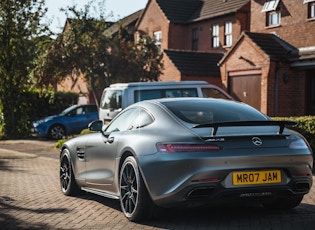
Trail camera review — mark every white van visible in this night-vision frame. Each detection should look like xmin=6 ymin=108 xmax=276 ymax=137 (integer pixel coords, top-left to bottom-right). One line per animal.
xmin=99 ymin=81 xmax=233 ymax=123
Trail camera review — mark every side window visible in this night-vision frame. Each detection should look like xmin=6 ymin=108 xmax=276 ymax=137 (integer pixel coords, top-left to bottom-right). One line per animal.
xmin=105 ymin=108 xmax=138 ymax=133
xmin=85 ymin=105 xmax=97 ymax=113
xmin=202 ymin=88 xmax=229 ymax=99
xmin=134 ymin=90 xmax=162 ymax=102
xmin=165 ymin=89 xmax=197 ymax=97
xmin=67 ymin=107 xmax=83 ymax=116
xmin=100 ymin=90 xmax=122 ymax=110
xmin=129 ymin=109 xmax=154 ymax=129
xmin=76 ymin=107 xmax=84 ymax=115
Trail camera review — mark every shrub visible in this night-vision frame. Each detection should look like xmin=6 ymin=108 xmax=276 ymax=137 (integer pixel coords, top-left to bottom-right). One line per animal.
xmin=0 ymin=90 xmax=78 ymax=139
xmin=273 ymin=116 xmax=315 ymax=152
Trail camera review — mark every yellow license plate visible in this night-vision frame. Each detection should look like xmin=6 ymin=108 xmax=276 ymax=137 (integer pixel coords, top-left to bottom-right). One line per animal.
xmin=232 ymin=170 xmax=281 ymax=185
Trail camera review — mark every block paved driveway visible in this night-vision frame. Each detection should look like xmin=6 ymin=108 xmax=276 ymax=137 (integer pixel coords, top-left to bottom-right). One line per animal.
xmin=0 ymin=140 xmax=315 ymax=229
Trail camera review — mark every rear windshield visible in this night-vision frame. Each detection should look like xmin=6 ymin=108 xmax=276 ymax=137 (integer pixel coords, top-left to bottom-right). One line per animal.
xmin=134 ymin=88 xmax=198 ymax=102
xmin=161 ymin=99 xmax=268 ymax=124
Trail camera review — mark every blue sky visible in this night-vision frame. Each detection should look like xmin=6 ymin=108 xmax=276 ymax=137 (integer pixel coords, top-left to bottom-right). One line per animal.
xmin=45 ymin=0 xmax=148 ymax=33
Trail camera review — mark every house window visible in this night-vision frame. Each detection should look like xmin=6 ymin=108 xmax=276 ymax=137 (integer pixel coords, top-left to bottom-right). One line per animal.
xmin=267 ymin=11 xmax=281 ymax=26
xmin=192 ymin=28 xmax=198 ymax=50
xmin=262 ymin=0 xmax=281 ymax=27
xmin=304 ymin=0 xmax=315 ymax=19
xmin=212 ymin=25 xmax=219 ymax=48
xmin=308 ymin=2 xmax=315 ymax=19
xmin=153 ymin=31 xmax=162 ymax=49
xmin=224 ymin=22 xmax=232 ymax=47
xmin=262 ymin=0 xmax=280 ymax=12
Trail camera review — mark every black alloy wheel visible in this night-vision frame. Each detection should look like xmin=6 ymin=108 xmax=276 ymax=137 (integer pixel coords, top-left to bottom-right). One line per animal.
xmin=119 ymin=156 xmax=154 ymax=221
xmin=60 ymin=149 xmax=80 ymax=196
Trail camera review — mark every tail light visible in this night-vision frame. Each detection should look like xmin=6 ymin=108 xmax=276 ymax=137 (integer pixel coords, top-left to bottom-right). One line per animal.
xmin=289 ymin=139 xmax=309 ymax=150
xmin=156 ymin=143 xmax=221 ymax=153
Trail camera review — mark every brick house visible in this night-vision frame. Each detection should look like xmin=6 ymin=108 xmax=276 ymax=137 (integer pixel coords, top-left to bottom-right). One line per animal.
xmin=219 ymin=0 xmax=315 ymax=116
xmin=136 ymin=0 xmax=251 ymax=87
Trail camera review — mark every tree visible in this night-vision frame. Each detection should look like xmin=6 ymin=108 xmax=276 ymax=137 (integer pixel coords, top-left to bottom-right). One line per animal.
xmin=34 ymin=2 xmax=164 ymax=107
xmin=108 ymin=31 xmax=164 ymax=84
xmin=0 ymin=0 xmax=49 ymax=138
xmin=34 ymin=3 xmax=110 ymax=106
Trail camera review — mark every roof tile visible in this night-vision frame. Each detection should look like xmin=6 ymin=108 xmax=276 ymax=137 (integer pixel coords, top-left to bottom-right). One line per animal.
xmin=164 ymin=50 xmax=223 ymax=76
xmin=156 ymin=0 xmax=250 ymax=23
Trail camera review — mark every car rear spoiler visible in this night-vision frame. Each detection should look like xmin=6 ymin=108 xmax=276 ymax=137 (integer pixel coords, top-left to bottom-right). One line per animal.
xmin=193 ymin=120 xmax=297 ymax=136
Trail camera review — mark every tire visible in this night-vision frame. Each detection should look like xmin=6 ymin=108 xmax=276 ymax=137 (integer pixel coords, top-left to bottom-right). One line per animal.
xmin=49 ymin=124 xmax=66 ymax=140
xmin=263 ymin=195 xmax=304 ymax=210
xmin=119 ymin=156 xmax=154 ymax=222
xmin=60 ymin=149 xmax=80 ymax=196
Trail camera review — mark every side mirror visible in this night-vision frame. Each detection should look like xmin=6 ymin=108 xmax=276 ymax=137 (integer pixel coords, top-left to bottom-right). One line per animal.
xmin=88 ymin=120 xmax=103 ymax=132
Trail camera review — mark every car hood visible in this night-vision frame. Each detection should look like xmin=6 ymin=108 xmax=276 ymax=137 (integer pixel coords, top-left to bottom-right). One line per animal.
xmin=35 ymin=115 xmax=59 ymax=124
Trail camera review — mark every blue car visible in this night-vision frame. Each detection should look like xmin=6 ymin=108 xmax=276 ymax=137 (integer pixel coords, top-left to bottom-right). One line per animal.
xmin=32 ymin=104 xmax=98 ymax=139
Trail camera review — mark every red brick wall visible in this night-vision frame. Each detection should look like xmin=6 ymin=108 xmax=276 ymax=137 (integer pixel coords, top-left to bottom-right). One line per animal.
xmin=168 ymin=24 xmax=189 ymax=50
xmin=251 ymin=0 xmax=315 ymax=48
xmin=271 ymin=64 xmax=307 ymax=116
xmin=220 ymin=37 xmax=270 ymax=115
xmin=159 ymin=53 xmax=181 ymax=82
xmin=137 ymin=0 xmax=170 ymax=50
xmin=182 ymin=12 xmax=249 ymax=53
xmin=220 ymin=35 xmax=308 ymax=116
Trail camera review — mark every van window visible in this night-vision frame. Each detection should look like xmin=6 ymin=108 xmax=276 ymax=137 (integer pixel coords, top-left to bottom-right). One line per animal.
xmin=201 ymin=88 xmax=229 ymax=99
xmin=165 ymin=89 xmax=197 ymax=97
xmin=100 ymin=90 xmax=122 ymax=109
xmin=134 ymin=88 xmax=198 ymax=102
xmin=134 ymin=90 xmax=163 ymax=102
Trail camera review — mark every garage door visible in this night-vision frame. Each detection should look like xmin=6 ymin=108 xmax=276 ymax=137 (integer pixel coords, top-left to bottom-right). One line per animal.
xmin=229 ymin=74 xmax=261 ymax=111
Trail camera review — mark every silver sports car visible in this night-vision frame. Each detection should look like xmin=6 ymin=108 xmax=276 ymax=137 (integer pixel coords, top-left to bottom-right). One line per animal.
xmin=60 ymin=98 xmax=313 ymax=221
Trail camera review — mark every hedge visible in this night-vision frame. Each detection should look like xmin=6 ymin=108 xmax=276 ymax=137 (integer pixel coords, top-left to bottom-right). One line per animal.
xmin=0 ymin=90 xmax=78 ymax=138
xmin=273 ymin=116 xmax=315 ymax=152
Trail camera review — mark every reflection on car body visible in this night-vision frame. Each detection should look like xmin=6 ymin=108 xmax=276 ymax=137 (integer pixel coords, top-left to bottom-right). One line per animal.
xmin=59 ymin=98 xmax=313 ymax=222
xmin=32 ymin=104 xmax=98 ymax=139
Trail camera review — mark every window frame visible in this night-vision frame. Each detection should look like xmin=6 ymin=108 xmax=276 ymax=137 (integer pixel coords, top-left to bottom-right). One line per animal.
xmin=308 ymin=2 xmax=315 ymax=19
xmin=304 ymin=0 xmax=315 ymax=3
xmin=153 ymin=31 xmax=162 ymax=48
xmin=224 ymin=22 xmax=232 ymax=47
xmin=262 ymin=0 xmax=280 ymax=12
xmin=266 ymin=10 xmax=281 ymax=27
xmin=212 ymin=24 xmax=220 ymax=48
xmin=192 ymin=28 xmax=199 ymax=50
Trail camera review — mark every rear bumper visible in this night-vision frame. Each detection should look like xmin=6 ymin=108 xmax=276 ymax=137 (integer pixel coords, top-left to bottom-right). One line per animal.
xmin=153 ymin=177 xmax=312 ymax=208
xmin=138 ymin=151 xmax=313 ymax=208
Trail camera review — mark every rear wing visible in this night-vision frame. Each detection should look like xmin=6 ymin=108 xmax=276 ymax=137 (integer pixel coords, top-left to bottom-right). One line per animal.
xmin=193 ymin=120 xmax=297 ymax=136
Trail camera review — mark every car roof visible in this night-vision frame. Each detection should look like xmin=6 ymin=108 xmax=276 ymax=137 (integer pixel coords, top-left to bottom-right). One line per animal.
xmin=108 ymin=81 xmax=210 ymax=89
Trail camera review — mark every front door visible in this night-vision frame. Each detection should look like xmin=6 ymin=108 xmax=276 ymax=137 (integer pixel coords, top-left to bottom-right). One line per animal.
xmin=229 ymin=74 xmax=261 ymax=111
